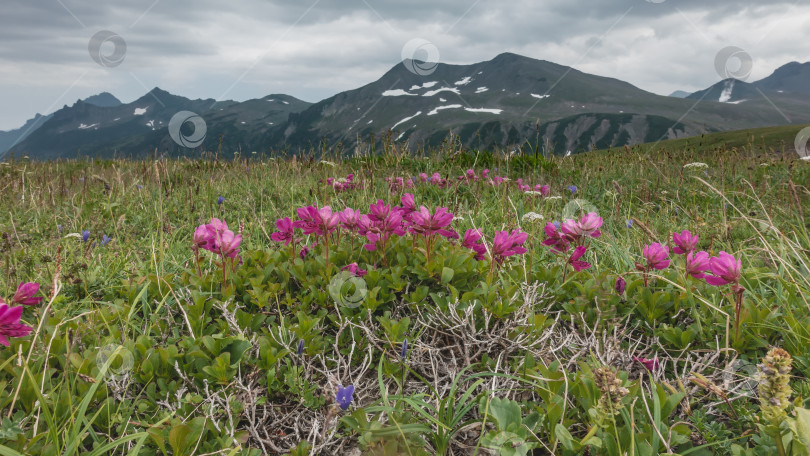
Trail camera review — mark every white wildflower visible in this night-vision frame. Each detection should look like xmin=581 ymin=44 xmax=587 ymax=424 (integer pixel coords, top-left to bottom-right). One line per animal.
xmin=546 ymin=196 xmax=562 ymax=201
xmin=683 ymin=162 xmax=708 ymax=169
xmin=521 ymin=212 xmax=544 ymax=223
xmin=320 ymin=160 xmax=336 ymax=167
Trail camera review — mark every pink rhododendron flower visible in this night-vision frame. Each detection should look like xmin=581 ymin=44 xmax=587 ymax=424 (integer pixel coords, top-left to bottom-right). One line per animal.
xmin=270 ymin=217 xmax=296 ymax=246
xmin=294 ymin=206 xmax=339 ymax=236
xmin=704 ymin=251 xmax=742 ymax=286
xmin=643 ymin=243 xmax=670 ymax=270
xmin=541 ymin=222 xmax=571 ymax=253
xmin=409 ymin=206 xmax=457 ymax=239
xmin=0 ymin=304 xmax=33 ymax=347
xmin=338 ymin=208 xmax=363 ymax=232
xmin=299 ymin=244 xmax=311 ymax=259
xmin=341 ymin=263 xmax=368 ymax=277
xmin=491 ymin=230 xmax=528 ymax=264
xmin=534 ymin=184 xmax=550 ymax=196
xmin=397 ymin=193 xmax=417 ymax=221
xmin=215 ymin=229 xmax=242 ymax=259
xmin=367 ymin=200 xmax=392 ymax=223
xmin=481 ymin=169 xmax=490 ymax=179
xmin=465 ymin=169 xmax=477 ymax=181
xmin=194 ymin=224 xmax=216 ymax=251
xmin=207 ymin=218 xmax=229 ymax=236
xmin=419 ymin=173 xmax=428 ymax=183
xmin=672 ymin=230 xmax=699 ymax=255
xmin=615 ymin=276 xmax=626 ymax=294
xmin=634 ymin=357 xmax=660 ymax=372
xmin=462 ymin=229 xmax=487 ymax=261
xmin=578 ymin=213 xmax=603 ymax=238
xmin=559 ymin=213 xmax=602 ymax=242
xmin=490 ymin=176 xmax=506 ymax=186
xmin=11 ymin=282 xmax=42 ymax=306
xmin=685 ymin=250 xmax=710 ymax=279
xmin=567 ymin=246 xmax=591 ymax=271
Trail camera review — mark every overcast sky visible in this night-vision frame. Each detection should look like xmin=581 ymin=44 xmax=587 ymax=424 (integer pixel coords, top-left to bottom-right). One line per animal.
xmin=0 ymin=0 xmax=807 ymax=130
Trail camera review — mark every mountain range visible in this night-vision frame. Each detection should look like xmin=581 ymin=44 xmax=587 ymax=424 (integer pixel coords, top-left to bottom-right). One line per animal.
xmin=3 ymin=53 xmax=810 ymax=160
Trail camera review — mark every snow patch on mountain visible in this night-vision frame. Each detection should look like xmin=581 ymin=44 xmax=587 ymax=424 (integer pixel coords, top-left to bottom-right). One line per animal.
xmin=427 ymin=104 xmax=463 ymax=116
xmin=719 ymin=80 xmax=735 ymax=103
xmin=392 ymin=111 xmax=422 ymax=129
xmin=464 ymin=108 xmax=502 ymax=114
xmin=383 ymin=89 xmax=417 ymax=97
xmin=475 ymin=87 xmax=489 ymax=93
xmin=454 ymin=76 xmax=472 ymax=86
xmin=423 ymin=87 xmax=460 ymax=97
xmin=133 ymin=108 xmax=147 ymax=115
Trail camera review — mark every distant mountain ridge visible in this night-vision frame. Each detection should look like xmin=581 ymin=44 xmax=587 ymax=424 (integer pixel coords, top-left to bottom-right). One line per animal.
xmin=5 ymin=54 xmax=810 ymax=159
xmin=0 ymin=92 xmax=122 ymax=156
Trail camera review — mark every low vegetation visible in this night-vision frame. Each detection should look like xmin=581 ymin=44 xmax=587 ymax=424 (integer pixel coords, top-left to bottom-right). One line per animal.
xmin=0 ymin=128 xmax=808 ymax=455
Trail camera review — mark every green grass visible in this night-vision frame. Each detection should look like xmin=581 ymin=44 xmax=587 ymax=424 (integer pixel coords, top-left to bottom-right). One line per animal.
xmin=0 ymin=130 xmax=808 ymax=455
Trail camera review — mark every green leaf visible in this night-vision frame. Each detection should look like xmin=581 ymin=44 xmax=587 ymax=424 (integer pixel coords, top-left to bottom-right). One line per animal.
xmin=793 ymin=407 xmax=810 ymax=451
xmin=441 ymin=267 xmax=455 ymax=284
xmin=168 ymin=423 xmax=192 ymax=456
xmin=555 ymin=423 xmax=575 ymax=451
xmin=488 ymin=397 xmax=522 ymax=432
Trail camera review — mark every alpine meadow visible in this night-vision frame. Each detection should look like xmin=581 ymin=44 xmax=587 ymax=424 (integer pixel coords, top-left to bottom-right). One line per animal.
xmin=1 ymin=1 xmax=810 ymax=455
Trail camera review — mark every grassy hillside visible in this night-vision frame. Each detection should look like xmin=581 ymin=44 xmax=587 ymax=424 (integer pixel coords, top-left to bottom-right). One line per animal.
xmin=627 ymin=123 xmax=809 ymax=155
xmin=0 ymin=130 xmax=808 ymax=455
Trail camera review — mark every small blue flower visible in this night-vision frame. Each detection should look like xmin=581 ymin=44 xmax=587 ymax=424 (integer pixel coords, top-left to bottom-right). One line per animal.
xmin=217 ymin=196 xmax=225 ymax=205
xmin=336 ymin=385 xmax=354 ymax=411
xmin=627 ymin=219 xmax=633 ymax=228
xmin=137 ymin=185 xmax=143 ymax=190
xmin=401 ymin=338 xmax=408 ymax=360
xmin=426 ymin=177 xmax=432 ymax=183
xmin=552 ymin=221 xmax=561 ymax=230
xmin=57 ymin=224 xmax=63 ymax=233
xmin=493 ymin=168 xmax=499 ymax=172
xmin=297 ymin=339 xmax=305 ymax=356
xmin=81 ymin=230 xmax=90 ymax=242
xmin=101 ymin=234 xmax=112 ymax=246
xmin=568 ymin=185 xmax=577 ymax=194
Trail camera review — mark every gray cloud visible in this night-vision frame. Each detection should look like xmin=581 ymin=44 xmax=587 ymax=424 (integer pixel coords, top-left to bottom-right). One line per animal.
xmin=0 ymin=0 xmax=807 ymax=129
